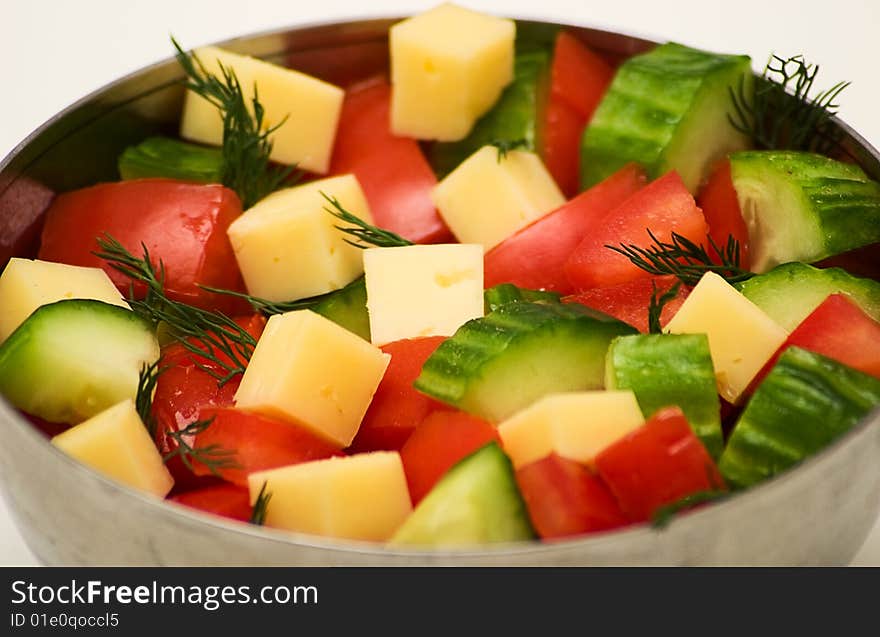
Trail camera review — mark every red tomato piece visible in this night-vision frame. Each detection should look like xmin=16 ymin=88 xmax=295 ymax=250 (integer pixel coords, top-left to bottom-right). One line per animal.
xmin=400 ymin=410 xmax=499 ymax=505
xmin=750 ymin=294 xmax=880 ymax=394
xmin=594 ymin=407 xmax=725 ymax=522
xmin=170 ymin=483 xmax=252 ymax=522
xmin=330 ymin=78 xmax=453 ymax=244
xmin=192 ymin=407 xmax=344 ymax=486
xmin=484 ymin=163 xmax=646 ymax=294
xmin=564 ymin=171 xmax=709 ymax=290
xmin=515 ymin=453 xmax=629 ymax=539
xmin=550 ymin=31 xmax=615 ymax=120
xmin=541 ymin=96 xmax=587 ymax=197
xmin=0 ymin=176 xmax=54 ymax=266
xmin=563 ymin=275 xmax=689 ymax=333
xmin=349 ymin=336 xmax=448 ymax=453
xmin=697 ymin=159 xmax=751 ymax=270
xmin=38 ymin=178 xmax=246 ymax=313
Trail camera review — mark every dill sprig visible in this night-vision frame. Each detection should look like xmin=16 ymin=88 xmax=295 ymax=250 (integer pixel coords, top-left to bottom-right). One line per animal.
xmin=249 ymin=481 xmax=272 ymax=526
xmin=322 ymin=192 xmax=413 ymax=249
xmin=651 ymin=490 xmax=730 ymax=529
xmin=647 ymin=280 xmax=682 ymax=334
xmin=729 ymin=53 xmax=850 ymax=154
xmin=198 ymin=285 xmax=323 ymax=316
xmin=606 ymin=231 xmax=753 ymax=287
xmin=489 ymin=138 xmax=529 ymax=161
xmin=135 ymin=360 xmax=167 ymax=437
xmin=94 ymin=235 xmax=257 ymax=385
xmin=172 ymin=37 xmax=298 ymax=208
xmin=163 ymin=417 xmax=240 ymax=478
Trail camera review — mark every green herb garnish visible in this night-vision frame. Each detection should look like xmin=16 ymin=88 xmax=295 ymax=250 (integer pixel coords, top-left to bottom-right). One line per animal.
xmin=322 ymin=192 xmax=413 ymax=249
xmin=249 ymin=481 xmax=273 ymax=526
xmin=163 ymin=417 xmax=240 ymax=478
xmin=647 ymin=280 xmax=682 ymax=334
xmin=489 ymin=138 xmax=529 ymax=161
xmin=135 ymin=360 xmax=167 ymax=437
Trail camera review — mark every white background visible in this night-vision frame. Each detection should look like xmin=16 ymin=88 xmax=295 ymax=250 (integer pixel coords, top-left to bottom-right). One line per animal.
xmin=1 ymin=0 xmax=879 ymax=564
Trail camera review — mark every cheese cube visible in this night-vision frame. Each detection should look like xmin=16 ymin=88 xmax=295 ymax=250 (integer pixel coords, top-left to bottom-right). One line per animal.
xmin=498 ymin=391 xmax=644 ymax=469
xmin=431 ymin=146 xmax=565 ymax=251
xmin=51 ymin=400 xmax=174 ymax=497
xmin=390 ymin=3 xmax=515 ymax=140
xmin=179 ymin=46 xmax=344 ymax=173
xmin=234 ymin=310 xmax=390 ymax=447
xmin=363 ymin=244 xmax=484 ymax=346
xmin=227 ymin=175 xmax=371 ymax=302
xmin=0 ymin=258 xmax=129 ymax=343
xmin=665 ymin=271 xmax=789 ymax=403
xmin=248 ymin=452 xmax=412 ymax=542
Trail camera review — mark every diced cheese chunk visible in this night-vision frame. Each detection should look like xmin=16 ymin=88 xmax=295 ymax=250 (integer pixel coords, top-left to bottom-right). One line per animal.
xmin=248 ymin=452 xmax=412 ymax=541
xmin=234 ymin=310 xmax=390 ymax=447
xmin=51 ymin=400 xmax=174 ymax=497
xmin=179 ymin=46 xmax=344 ymax=173
xmin=363 ymin=244 xmax=484 ymax=346
xmin=227 ymin=175 xmax=371 ymax=302
xmin=390 ymin=3 xmax=515 ymax=140
xmin=0 ymin=258 xmax=129 ymax=343
xmin=497 ymin=391 xmax=645 ymax=469
xmin=431 ymin=146 xmax=565 ymax=251
xmin=665 ymin=271 xmax=789 ymax=403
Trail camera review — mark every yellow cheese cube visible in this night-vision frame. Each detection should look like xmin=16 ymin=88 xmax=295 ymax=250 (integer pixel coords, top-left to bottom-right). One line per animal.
xmin=497 ymin=391 xmax=645 ymax=469
xmin=0 ymin=258 xmax=129 ymax=343
xmin=363 ymin=244 xmax=484 ymax=346
xmin=390 ymin=3 xmax=515 ymax=140
xmin=179 ymin=46 xmax=343 ymax=173
xmin=51 ymin=400 xmax=174 ymax=497
xmin=431 ymin=146 xmax=565 ymax=251
xmin=665 ymin=271 xmax=789 ymax=404
xmin=248 ymin=452 xmax=412 ymax=542
xmin=234 ymin=310 xmax=390 ymax=447
xmin=227 ymin=175 xmax=371 ymax=302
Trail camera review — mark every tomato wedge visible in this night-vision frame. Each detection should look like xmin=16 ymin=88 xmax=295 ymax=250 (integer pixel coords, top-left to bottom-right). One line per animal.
xmin=564 ymin=171 xmax=709 ymax=290
xmin=170 ymin=483 xmax=252 ymax=522
xmin=516 ymin=453 xmax=629 ymax=539
xmin=38 ymin=178 xmax=246 ymax=313
xmin=484 ymin=163 xmax=646 ymax=294
xmin=697 ymin=159 xmax=751 ymax=269
xmin=541 ymin=97 xmax=588 ymax=198
xmin=400 ymin=410 xmax=499 ymax=505
xmin=330 ymin=77 xmax=453 ymax=244
xmin=594 ymin=407 xmax=725 ymax=522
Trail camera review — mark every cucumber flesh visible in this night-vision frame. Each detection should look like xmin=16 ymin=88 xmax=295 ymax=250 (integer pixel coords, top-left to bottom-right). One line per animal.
xmin=581 ymin=42 xmax=751 ymax=193
xmin=0 ymin=299 xmax=159 ymax=424
xmin=483 ymin=283 xmax=561 ymax=314
xmin=718 ymin=346 xmax=880 ymax=489
xmin=729 ymin=150 xmax=880 ymax=272
xmin=414 ymin=301 xmax=636 ymax=422
xmin=606 ymin=333 xmax=723 ymax=458
xmin=312 ymin=276 xmax=370 ymax=341
xmin=389 ymin=442 xmax=535 ymax=546
xmin=117 ymin=136 xmax=224 ymax=183
xmin=735 ymin=262 xmax=880 ymax=331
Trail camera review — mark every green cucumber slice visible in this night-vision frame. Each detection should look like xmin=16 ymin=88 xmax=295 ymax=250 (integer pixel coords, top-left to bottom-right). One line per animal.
xmin=735 ymin=262 xmax=880 ymax=331
xmin=718 ymin=346 xmax=880 ymax=489
xmin=311 ymin=276 xmax=370 ymax=341
xmin=483 ymin=283 xmax=561 ymax=314
xmin=429 ymin=51 xmax=550 ymax=179
xmin=389 ymin=442 xmax=535 ymax=546
xmin=0 ymin=299 xmax=159 ymax=424
xmin=606 ymin=333 xmax=722 ymax=458
xmin=414 ymin=301 xmax=636 ymax=422
xmin=729 ymin=151 xmax=880 ymax=272
xmin=581 ymin=42 xmax=751 ymax=193
xmin=118 ymin=136 xmax=224 ymax=183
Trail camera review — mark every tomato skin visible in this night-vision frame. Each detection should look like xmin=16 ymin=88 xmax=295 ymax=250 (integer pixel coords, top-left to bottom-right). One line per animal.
xmin=400 ymin=410 xmax=499 ymax=505
xmin=594 ymin=407 xmax=725 ymax=522
xmin=541 ymin=97 xmax=587 ymax=198
xmin=38 ymin=178 xmax=246 ymax=313
xmin=515 ymin=453 xmax=629 ymax=539
xmin=192 ymin=407 xmax=344 ymax=485
xmin=550 ymin=31 xmax=615 ymax=120
xmin=564 ymin=171 xmax=709 ymax=290
xmin=170 ymin=483 xmax=252 ymax=522
xmin=484 ymin=163 xmax=646 ymax=294
xmin=330 ymin=78 xmax=453 ymax=244
xmin=349 ymin=336 xmax=447 ymax=453
xmin=749 ymin=294 xmax=880 ymax=394
xmin=563 ymin=274 xmax=689 ymax=333
xmin=697 ymin=159 xmax=750 ymax=270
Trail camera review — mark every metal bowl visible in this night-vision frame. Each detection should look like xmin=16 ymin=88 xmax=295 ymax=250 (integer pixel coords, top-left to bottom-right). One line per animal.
xmin=1 ymin=17 xmax=879 ymax=566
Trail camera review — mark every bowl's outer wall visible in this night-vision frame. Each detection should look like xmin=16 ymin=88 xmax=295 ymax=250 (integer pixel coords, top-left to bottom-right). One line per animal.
xmin=1 ymin=18 xmax=879 ymax=565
